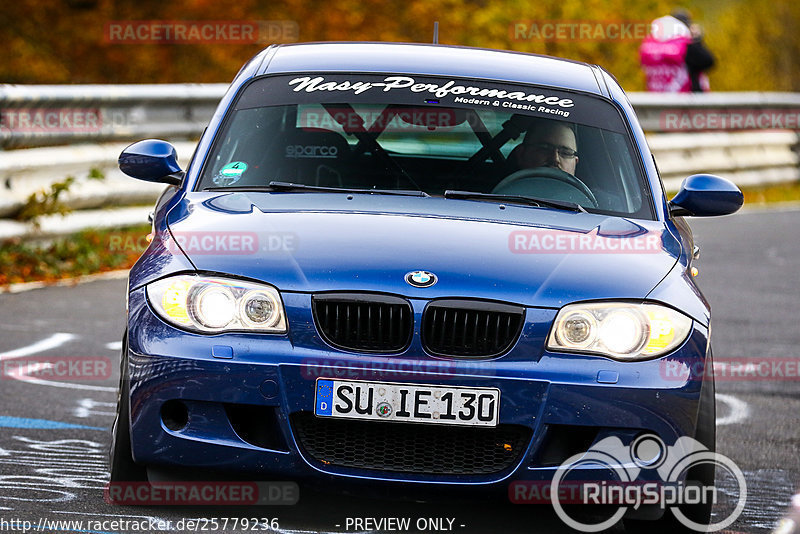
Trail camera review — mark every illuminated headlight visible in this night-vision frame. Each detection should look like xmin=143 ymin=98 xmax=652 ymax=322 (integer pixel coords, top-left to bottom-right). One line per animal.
xmin=547 ymin=302 xmax=692 ymax=360
xmin=146 ymin=275 xmax=287 ymax=334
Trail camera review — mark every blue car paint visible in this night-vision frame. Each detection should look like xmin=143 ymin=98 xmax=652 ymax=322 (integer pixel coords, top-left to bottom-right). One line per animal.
xmin=118 ymin=139 xmax=182 ymax=182
xmin=120 ymin=42 xmax=732 ymax=493
xmin=126 ymin=287 xmax=708 ymax=485
xmin=670 ymin=174 xmax=746 ymax=216
xmin=158 ymin=193 xmax=685 ymax=315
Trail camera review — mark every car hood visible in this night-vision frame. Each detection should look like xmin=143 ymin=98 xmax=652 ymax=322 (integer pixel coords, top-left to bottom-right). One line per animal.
xmin=165 ymin=192 xmax=680 ymax=307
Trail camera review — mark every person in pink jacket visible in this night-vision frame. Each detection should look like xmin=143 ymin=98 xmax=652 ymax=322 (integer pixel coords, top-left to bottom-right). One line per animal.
xmin=640 ymin=12 xmax=715 ymax=92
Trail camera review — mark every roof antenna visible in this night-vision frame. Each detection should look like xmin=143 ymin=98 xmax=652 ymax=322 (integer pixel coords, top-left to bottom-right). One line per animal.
xmin=433 ymin=21 xmax=439 ymax=44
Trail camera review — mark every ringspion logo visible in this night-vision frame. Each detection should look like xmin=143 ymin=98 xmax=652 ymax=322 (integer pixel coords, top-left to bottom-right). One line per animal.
xmin=547 ymin=435 xmax=746 ymax=532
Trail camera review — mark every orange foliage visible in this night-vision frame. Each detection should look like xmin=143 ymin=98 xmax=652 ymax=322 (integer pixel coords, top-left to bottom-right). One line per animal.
xmin=2 ymin=0 xmax=799 ymax=90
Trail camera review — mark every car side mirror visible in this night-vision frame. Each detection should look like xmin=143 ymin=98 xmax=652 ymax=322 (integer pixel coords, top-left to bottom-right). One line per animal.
xmin=668 ymin=174 xmax=743 ymax=217
xmin=119 ymin=139 xmax=184 ymax=185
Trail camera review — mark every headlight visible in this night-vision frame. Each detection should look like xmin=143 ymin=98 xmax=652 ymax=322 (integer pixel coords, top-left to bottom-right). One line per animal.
xmin=546 ymin=302 xmax=692 ymax=360
xmin=146 ymin=275 xmax=287 ymax=334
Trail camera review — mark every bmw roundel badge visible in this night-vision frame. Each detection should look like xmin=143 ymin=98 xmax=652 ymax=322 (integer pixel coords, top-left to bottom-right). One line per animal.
xmin=405 ymin=270 xmax=437 ymax=288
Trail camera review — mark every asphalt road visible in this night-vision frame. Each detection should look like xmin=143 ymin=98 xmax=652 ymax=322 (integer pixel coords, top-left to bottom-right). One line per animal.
xmin=0 ymin=204 xmax=798 ymax=533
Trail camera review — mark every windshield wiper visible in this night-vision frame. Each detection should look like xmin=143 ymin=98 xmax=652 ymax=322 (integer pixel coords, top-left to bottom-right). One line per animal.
xmin=204 ymin=182 xmax=429 ymax=197
xmin=443 ymin=190 xmax=585 ymax=212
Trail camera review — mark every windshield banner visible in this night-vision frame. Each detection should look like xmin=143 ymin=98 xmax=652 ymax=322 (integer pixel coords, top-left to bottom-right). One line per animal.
xmin=235 ymin=74 xmax=626 ymax=131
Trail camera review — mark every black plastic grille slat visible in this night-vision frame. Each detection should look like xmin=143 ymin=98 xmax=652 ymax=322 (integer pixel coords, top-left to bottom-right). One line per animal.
xmin=494 ymin=314 xmax=501 ymax=350
xmin=389 ymin=309 xmax=394 ymax=346
xmin=292 ymin=412 xmax=531 ymax=475
xmin=439 ymin=309 xmax=448 ymax=347
xmin=340 ymin=305 xmax=350 ymax=339
xmin=313 ymin=294 xmax=412 ymax=353
xmin=471 ymin=312 xmax=479 ymax=348
xmin=356 ymin=305 xmax=362 ymax=342
xmin=422 ymin=300 xmax=525 ymax=358
xmin=377 ymin=305 xmax=383 ymax=342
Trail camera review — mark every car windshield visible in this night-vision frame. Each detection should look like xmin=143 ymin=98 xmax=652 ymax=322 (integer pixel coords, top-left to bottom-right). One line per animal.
xmin=196 ymin=74 xmax=654 ymax=219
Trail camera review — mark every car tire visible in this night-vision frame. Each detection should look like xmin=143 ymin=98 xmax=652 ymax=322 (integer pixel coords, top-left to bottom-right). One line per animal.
xmin=679 ymin=366 xmax=716 ymax=524
xmin=624 ymin=360 xmax=716 ymax=533
xmin=109 ymin=332 xmax=148 ymax=483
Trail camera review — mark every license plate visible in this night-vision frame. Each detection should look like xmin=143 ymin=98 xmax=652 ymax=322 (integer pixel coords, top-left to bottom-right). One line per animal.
xmin=314 ymin=379 xmax=500 ymax=427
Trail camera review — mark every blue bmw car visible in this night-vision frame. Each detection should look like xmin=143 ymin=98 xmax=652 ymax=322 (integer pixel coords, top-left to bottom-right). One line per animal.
xmin=110 ymin=42 xmax=743 ymax=527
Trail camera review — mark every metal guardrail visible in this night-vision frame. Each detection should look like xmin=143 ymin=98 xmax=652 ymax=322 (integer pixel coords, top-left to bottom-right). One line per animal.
xmin=652 ymin=131 xmax=799 ymax=191
xmin=4 ymin=85 xmax=800 ymax=147
xmin=1 ymin=85 xmax=799 ymax=225
xmin=0 ymin=84 xmax=226 ymax=149
xmin=630 ymin=91 xmax=800 ymax=132
xmin=0 ymin=142 xmax=197 ymax=218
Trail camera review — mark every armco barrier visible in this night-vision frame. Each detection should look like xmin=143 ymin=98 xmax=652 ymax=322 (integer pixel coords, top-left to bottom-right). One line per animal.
xmin=0 ymin=142 xmax=197 ymax=218
xmin=0 ymin=84 xmax=226 ymax=149
xmin=651 ymin=131 xmax=800 ymax=191
xmin=4 ymin=85 xmax=800 ymax=147
xmin=630 ymin=91 xmax=800 ymax=132
xmin=1 ymin=85 xmax=799 ymax=225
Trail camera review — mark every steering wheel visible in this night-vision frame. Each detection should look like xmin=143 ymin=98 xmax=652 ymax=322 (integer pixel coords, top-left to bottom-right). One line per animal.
xmin=492 ymin=167 xmax=598 ymax=207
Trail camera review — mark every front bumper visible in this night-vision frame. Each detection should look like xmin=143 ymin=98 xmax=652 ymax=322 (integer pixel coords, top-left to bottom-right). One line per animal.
xmin=125 ymin=287 xmax=710 ymax=491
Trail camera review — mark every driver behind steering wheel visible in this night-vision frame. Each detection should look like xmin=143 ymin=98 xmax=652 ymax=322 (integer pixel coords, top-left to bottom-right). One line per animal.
xmin=493 ymin=118 xmax=596 ymax=207
xmin=513 ymin=120 xmax=579 ymax=175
